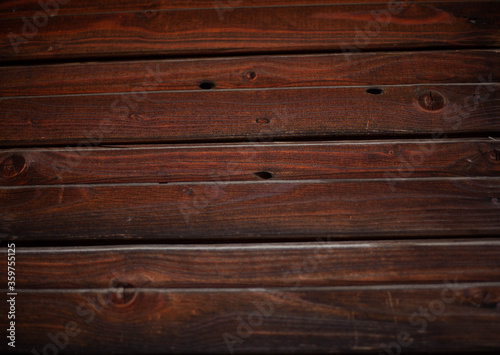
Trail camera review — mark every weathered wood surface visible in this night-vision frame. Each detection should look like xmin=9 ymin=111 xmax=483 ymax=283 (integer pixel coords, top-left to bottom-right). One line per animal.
xmin=2 ymin=50 xmax=499 ymax=96
xmin=1 ymin=284 xmax=499 ymax=354
xmin=1 ymin=83 xmax=498 ymax=147
xmin=1 ymin=0 xmax=500 ymax=352
xmin=1 ymin=0 xmax=487 ymax=19
xmin=1 ymin=139 xmax=499 ymax=186
xmin=2 ymin=240 xmax=500 ymax=289
xmin=2 ymin=2 xmax=499 ymax=62
xmin=1 ymin=178 xmax=500 ymax=240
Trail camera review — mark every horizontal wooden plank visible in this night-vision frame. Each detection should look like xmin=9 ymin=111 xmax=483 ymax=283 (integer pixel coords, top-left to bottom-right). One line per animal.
xmin=1 ymin=84 xmax=498 ymax=147
xmin=1 ymin=0 xmax=484 ymax=19
xmin=2 ymin=284 xmax=499 ymax=353
xmin=2 ymin=240 xmax=500 ymax=289
xmin=2 ymin=50 xmax=499 ymax=97
xmin=2 ymin=2 xmax=499 ymax=62
xmin=1 ymin=178 xmax=500 ymax=240
xmin=1 ymin=139 xmax=499 ymax=186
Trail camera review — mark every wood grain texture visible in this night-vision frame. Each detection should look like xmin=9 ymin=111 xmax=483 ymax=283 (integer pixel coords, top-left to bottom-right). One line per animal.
xmin=2 ymin=240 xmax=500 ymax=289
xmin=0 ymin=0 xmax=486 ymax=19
xmin=1 ymin=285 xmax=499 ymax=353
xmin=1 ymin=178 xmax=500 ymax=240
xmin=1 ymin=2 xmax=499 ymax=62
xmin=2 ymin=50 xmax=499 ymax=97
xmin=2 ymin=0 xmax=500 ymax=353
xmin=1 ymin=84 xmax=498 ymax=147
xmin=1 ymin=139 xmax=500 ymax=186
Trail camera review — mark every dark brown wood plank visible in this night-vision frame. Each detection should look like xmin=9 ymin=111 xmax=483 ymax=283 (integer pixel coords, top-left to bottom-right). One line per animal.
xmin=1 ymin=84 xmax=499 ymax=147
xmin=2 ymin=284 xmax=499 ymax=353
xmin=3 ymin=240 xmax=500 ymax=289
xmin=1 ymin=178 xmax=500 ymax=240
xmin=2 ymin=50 xmax=499 ymax=97
xmin=1 ymin=139 xmax=499 ymax=186
xmin=1 ymin=0 xmax=483 ymax=19
xmin=2 ymin=2 xmax=499 ymax=62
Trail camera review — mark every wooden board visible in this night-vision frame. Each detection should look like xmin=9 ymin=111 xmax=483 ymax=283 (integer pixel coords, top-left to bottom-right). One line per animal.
xmin=1 ymin=1 xmax=500 ymax=352
xmin=1 ymin=139 xmax=499 ymax=186
xmin=2 ymin=50 xmax=499 ymax=97
xmin=2 ymin=2 xmax=499 ymax=62
xmin=1 ymin=0 xmax=486 ymax=19
xmin=2 ymin=177 xmax=500 ymax=240
xmin=3 ymin=240 xmax=499 ymax=353
xmin=2 ymin=285 xmax=499 ymax=354
xmin=3 ymin=240 xmax=500 ymax=289
xmin=1 ymin=84 xmax=499 ymax=147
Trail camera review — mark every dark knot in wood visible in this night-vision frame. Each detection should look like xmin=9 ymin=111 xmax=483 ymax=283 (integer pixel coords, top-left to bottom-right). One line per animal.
xmin=0 ymin=154 xmax=26 ymax=178
xmin=418 ymin=90 xmax=446 ymax=111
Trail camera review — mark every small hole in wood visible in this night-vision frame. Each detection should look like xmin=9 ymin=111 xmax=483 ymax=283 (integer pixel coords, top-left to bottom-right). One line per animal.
xmin=256 ymin=118 xmax=270 ymax=124
xmin=366 ymin=87 xmax=383 ymax=95
xmin=254 ymin=171 xmax=273 ymax=179
xmin=199 ymin=81 xmax=215 ymax=90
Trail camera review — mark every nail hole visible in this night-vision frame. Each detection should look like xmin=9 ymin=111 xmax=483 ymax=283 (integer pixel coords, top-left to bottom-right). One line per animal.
xmin=199 ymin=81 xmax=215 ymax=90
xmin=491 ymin=197 xmax=499 ymax=204
xmin=464 ymin=17 xmax=478 ymax=24
xmin=254 ymin=171 xmax=273 ymax=179
xmin=256 ymin=118 xmax=270 ymax=124
xmin=366 ymin=87 xmax=383 ymax=95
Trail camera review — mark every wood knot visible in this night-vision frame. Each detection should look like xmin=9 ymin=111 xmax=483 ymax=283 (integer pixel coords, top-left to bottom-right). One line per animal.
xmin=0 ymin=154 xmax=26 ymax=178
xmin=464 ymin=287 xmax=499 ymax=308
xmin=418 ymin=90 xmax=446 ymax=111
xmin=244 ymin=70 xmax=257 ymax=81
xmin=488 ymin=149 xmax=499 ymax=162
xmin=181 ymin=186 xmax=193 ymax=195
xmin=108 ymin=280 xmax=137 ymax=307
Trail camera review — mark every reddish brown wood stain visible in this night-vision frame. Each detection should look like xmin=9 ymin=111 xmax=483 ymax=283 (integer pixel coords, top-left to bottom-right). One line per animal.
xmin=0 ymin=0 xmax=499 ymax=353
